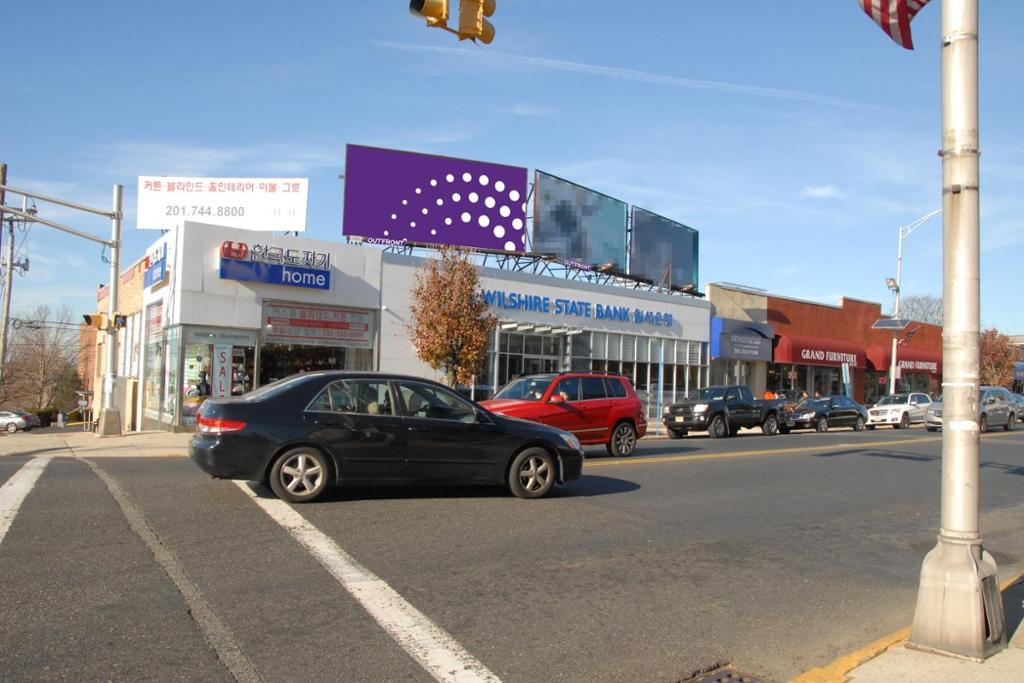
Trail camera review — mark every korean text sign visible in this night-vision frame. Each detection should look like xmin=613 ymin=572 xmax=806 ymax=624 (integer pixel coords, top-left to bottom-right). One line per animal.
xmin=137 ymin=176 xmax=309 ymax=232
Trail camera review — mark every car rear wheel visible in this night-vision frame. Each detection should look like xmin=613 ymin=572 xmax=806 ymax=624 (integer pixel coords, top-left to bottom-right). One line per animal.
xmin=5 ymin=423 xmax=17 ymax=433
xmin=607 ymin=421 xmax=638 ymax=456
xmin=761 ymin=414 xmax=779 ymax=436
xmin=1005 ymin=415 xmax=1015 ymax=432
xmin=708 ymin=415 xmax=728 ymax=439
xmin=816 ymin=417 xmax=829 ymax=433
xmin=269 ymin=447 xmax=330 ymax=503
xmin=508 ymin=448 xmax=555 ymax=499
xmin=854 ymin=416 xmax=865 ymax=431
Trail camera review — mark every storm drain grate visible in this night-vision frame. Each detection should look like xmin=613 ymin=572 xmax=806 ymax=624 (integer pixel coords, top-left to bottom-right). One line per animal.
xmin=692 ymin=667 xmax=765 ymax=683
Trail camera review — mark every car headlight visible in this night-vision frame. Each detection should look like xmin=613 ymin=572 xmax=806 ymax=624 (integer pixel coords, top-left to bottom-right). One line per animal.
xmin=693 ymin=404 xmax=708 ymax=413
xmin=663 ymin=406 xmax=671 ymax=415
xmin=559 ymin=432 xmax=581 ymax=451
xmin=799 ymin=412 xmax=815 ymax=420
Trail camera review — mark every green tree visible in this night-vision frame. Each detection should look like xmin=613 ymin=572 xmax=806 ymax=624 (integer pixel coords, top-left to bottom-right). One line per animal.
xmin=978 ymin=328 xmax=1016 ymax=387
xmin=408 ymin=247 xmax=497 ymax=387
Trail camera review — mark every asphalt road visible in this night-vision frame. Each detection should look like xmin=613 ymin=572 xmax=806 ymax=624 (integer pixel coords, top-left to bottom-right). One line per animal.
xmin=1 ymin=427 xmax=1022 ymax=682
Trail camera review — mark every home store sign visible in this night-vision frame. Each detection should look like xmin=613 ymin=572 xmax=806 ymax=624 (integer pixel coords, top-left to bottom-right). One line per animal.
xmin=219 ymin=240 xmax=331 ymax=290
xmin=483 ymin=289 xmax=675 ymax=327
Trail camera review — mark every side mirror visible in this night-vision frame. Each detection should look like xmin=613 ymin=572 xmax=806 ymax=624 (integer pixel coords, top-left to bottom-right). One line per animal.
xmin=549 ymin=394 xmax=566 ymax=404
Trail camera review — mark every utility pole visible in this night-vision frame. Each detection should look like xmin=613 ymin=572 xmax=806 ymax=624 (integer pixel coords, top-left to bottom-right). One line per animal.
xmin=910 ymin=0 xmax=1006 ymax=660
xmin=0 ymin=162 xmax=7 ymax=385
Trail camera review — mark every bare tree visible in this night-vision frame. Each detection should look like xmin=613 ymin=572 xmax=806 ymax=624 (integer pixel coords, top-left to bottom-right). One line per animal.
xmin=408 ymin=247 xmax=497 ymax=387
xmin=1 ymin=304 xmax=81 ymax=410
xmin=896 ymin=294 xmax=943 ymax=325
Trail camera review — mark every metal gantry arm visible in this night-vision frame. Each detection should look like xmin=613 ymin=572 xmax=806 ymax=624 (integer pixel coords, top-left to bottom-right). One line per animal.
xmin=0 ymin=180 xmax=124 ymax=435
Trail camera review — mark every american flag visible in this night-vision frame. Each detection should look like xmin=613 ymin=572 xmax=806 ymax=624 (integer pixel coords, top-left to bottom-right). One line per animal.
xmin=898 ymin=326 xmax=920 ymax=346
xmin=858 ymin=0 xmax=932 ymax=50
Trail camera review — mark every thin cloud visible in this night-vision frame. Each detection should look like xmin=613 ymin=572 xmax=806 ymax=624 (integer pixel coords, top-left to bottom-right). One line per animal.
xmin=509 ymin=103 xmax=553 ymax=117
xmin=82 ymin=142 xmax=340 ymax=178
xmin=375 ymin=41 xmax=870 ymax=109
xmin=802 ymin=184 xmax=845 ymax=199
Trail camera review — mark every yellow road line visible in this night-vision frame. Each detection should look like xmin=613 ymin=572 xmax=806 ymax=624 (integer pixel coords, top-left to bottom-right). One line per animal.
xmin=586 ymin=430 xmax=1019 ymax=469
xmin=789 ymin=564 xmax=1024 ymax=682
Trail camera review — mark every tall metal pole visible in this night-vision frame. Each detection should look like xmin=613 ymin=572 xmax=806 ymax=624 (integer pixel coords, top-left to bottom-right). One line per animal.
xmin=911 ymin=0 xmax=1005 ymax=660
xmin=888 ymin=231 xmax=904 ymax=395
xmin=96 ymin=185 xmax=123 ymax=436
xmin=0 ymin=179 xmax=15 ymax=386
xmin=0 ymin=163 xmax=8 ymax=386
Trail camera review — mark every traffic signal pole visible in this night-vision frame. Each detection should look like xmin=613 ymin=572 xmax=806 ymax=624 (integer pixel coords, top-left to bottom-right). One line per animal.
xmin=910 ymin=0 xmax=1006 ymax=660
xmin=0 ymin=178 xmax=124 ymax=435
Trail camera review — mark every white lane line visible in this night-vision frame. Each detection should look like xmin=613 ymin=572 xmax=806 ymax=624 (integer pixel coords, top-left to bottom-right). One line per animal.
xmin=0 ymin=457 xmax=51 ymax=548
xmin=234 ymin=481 xmax=501 ymax=683
xmin=84 ymin=459 xmax=264 ymax=683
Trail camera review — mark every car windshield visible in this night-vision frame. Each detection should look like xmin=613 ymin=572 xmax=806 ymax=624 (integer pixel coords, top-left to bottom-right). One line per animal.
xmin=876 ymin=394 xmax=910 ymax=406
xmin=795 ymin=399 xmax=828 ymax=410
xmin=493 ymin=375 xmax=556 ymax=401
xmin=691 ymin=387 xmax=728 ymax=401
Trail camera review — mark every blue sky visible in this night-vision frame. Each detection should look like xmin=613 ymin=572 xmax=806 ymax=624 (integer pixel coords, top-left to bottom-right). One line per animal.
xmin=3 ymin=1 xmax=1021 ymax=331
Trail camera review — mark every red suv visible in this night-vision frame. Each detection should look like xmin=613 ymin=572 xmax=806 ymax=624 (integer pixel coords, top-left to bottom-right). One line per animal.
xmin=480 ymin=373 xmax=646 ymax=456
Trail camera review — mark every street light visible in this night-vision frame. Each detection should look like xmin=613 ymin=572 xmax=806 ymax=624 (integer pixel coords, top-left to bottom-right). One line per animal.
xmin=885 ymin=208 xmax=941 ymax=395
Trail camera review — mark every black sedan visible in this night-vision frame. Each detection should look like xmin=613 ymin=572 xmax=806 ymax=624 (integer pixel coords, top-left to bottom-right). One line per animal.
xmin=189 ymin=371 xmax=585 ymax=503
xmin=782 ymin=395 xmax=868 ymax=433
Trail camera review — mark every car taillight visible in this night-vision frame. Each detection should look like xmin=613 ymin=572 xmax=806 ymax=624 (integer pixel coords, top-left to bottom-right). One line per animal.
xmin=196 ymin=415 xmax=247 ymax=435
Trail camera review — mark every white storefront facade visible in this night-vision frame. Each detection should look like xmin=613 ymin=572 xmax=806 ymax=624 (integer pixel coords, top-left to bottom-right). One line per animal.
xmin=134 ymin=222 xmax=710 ymax=431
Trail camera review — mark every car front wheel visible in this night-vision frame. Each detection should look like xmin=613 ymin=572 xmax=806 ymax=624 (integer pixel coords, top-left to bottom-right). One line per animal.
xmin=607 ymin=422 xmax=638 ymax=456
xmin=5 ymin=422 xmax=17 ymax=433
xmin=762 ymin=414 xmax=779 ymax=436
xmin=816 ymin=417 xmax=829 ymax=433
xmin=1006 ymin=415 xmax=1015 ymax=432
xmin=980 ymin=415 xmax=988 ymax=433
xmin=508 ymin=448 xmax=555 ymax=499
xmin=708 ymin=415 xmax=728 ymax=439
xmin=854 ymin=416 xmax=865 ymax=431
xmin=667 ymin=428 xmax=687 ymax=439
xmin=897 ymin=413 xmax=910 ymax=430
xmin=269 ymin=447 xmax=330 ymax=503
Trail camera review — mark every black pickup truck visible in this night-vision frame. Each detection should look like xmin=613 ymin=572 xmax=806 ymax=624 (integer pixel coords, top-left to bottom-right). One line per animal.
xmin=662 ymin=385 xmax=787 ymax=438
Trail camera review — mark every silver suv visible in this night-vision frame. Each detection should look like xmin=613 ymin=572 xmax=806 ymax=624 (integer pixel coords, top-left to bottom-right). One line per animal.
xmin=980 ymin=386 xmax=1016 ymax=432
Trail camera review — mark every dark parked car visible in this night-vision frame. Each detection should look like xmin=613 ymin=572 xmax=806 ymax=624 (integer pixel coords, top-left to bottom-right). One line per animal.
xmin=662 ymin=385 xmax=786 ymax=438
xmin=979 ymin=386 xmax=1015 ymax=432
xmin=480 ymin=372 xmax=646 ymax=456
xmin=189 ymin=372 xmax=585 ymax=503
xmin=783 ymin=395 xmax=868 ymax=433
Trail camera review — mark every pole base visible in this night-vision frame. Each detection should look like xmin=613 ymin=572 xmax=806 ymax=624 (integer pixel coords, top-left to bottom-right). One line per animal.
xmin=96 ymin=408 xmax=122 ymax=436
xmin=910 ymin=535 xmax=1006 ymax=660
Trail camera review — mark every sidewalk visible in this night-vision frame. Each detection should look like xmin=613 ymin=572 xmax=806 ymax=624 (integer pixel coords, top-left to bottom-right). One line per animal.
xmin=0 ymin=429 xmax=192 ymax=458
xmin=800 ymin=577 xmax=1024 ymax=682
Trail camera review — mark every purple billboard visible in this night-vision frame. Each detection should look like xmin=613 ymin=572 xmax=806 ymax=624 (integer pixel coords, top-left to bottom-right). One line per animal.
xmin=343 ymin=145 xmax=529 ymax=252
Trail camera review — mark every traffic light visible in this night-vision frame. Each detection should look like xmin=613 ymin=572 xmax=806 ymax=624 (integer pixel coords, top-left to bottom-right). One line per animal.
xmin=410 ymin=0 xmax=449 ymax=27
xmin=82 ymin=313 xmax=109 ymax=330
xmin=458 ymin=0 xmax=495 ymax=44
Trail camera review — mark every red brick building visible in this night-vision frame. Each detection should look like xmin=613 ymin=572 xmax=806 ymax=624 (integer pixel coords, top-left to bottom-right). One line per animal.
xmin=766 ymin=295 xmax=942 ymax=404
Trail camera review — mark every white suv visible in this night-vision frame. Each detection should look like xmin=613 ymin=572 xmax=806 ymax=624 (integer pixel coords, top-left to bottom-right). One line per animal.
xmin=867 ymin=393 xmax=932 ymax=429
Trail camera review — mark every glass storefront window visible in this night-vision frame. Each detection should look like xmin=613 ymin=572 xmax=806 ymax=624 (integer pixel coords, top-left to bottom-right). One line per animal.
xmin=142 ymin=302 xmax=165 ymax=430
xmin=163 ymin=326 xmax=181 ymax=426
